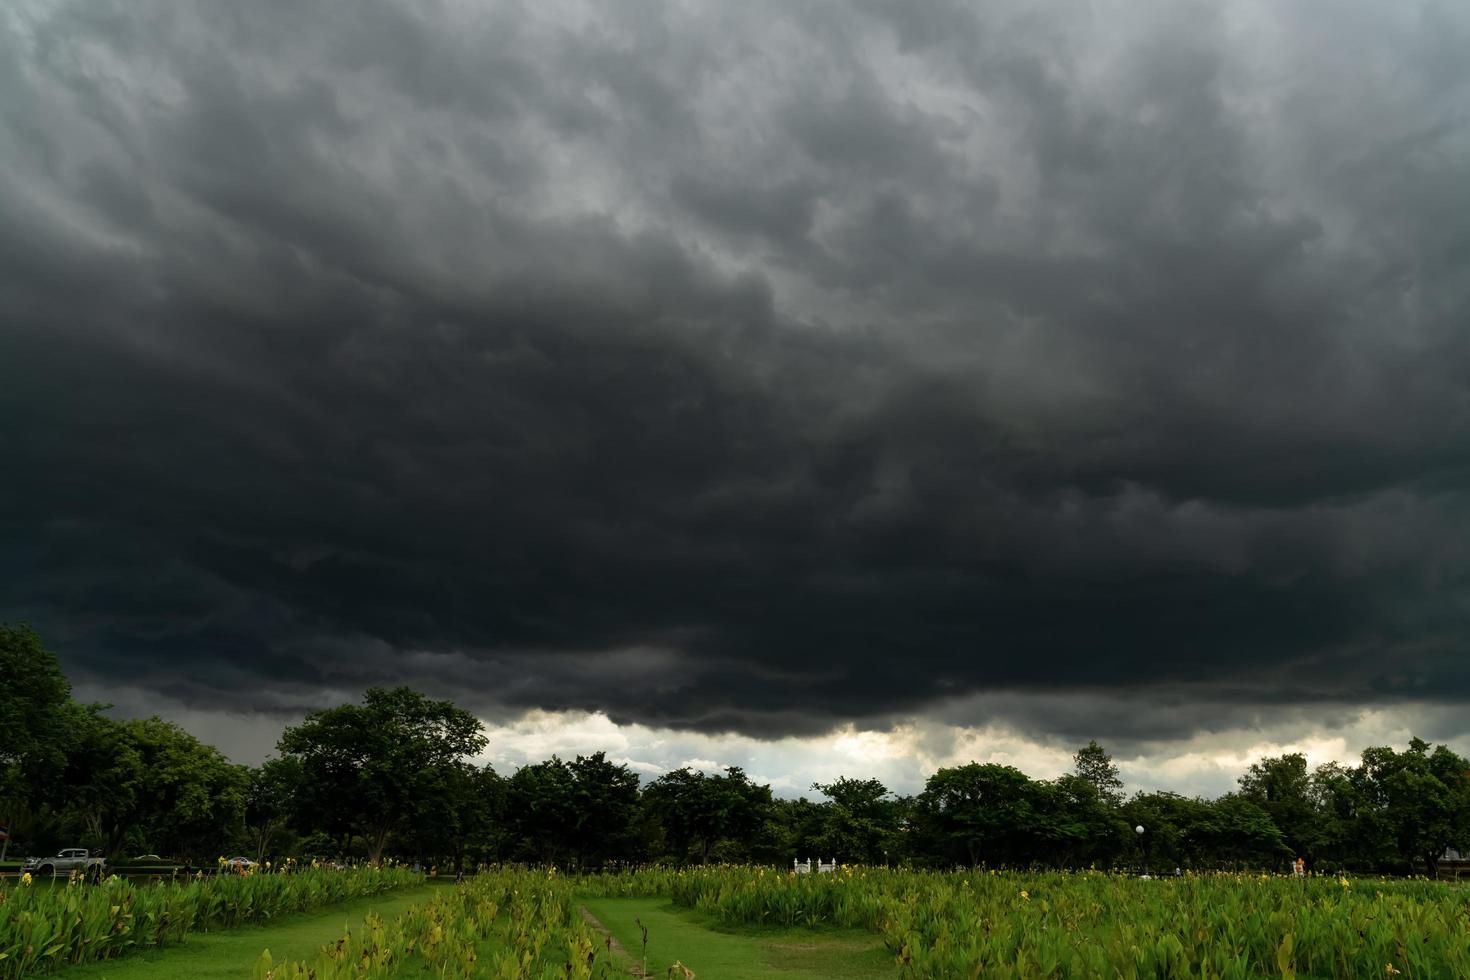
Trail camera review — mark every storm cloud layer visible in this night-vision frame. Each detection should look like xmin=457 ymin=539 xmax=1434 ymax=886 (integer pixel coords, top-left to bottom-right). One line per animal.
xmin=3 ymin=0 xmax=1469 ymax=748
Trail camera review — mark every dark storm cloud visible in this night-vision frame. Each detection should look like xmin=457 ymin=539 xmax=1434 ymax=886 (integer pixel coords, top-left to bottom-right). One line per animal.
xmin=3 ymin=0 xmax=1469 ymax=741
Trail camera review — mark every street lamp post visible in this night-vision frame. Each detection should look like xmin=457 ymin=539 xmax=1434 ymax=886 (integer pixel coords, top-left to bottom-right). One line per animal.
xmin=1135 ymin=825 xmax=1147 ymax=878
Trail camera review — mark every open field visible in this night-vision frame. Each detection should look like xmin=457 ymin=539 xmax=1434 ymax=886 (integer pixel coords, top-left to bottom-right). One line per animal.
xmin=251 ymin=872 xmax=889 ymax=980
xmin=51 ymin=886 xmax=436 ymax=980
xmin=0 ymin=867 xmax=421 ymax=979
xmin=248 ymin=867 xmax=1469 ymax=979
xmin=582 ymin=867 xmax=1470 ymax=978
xmin=250 ymin=869 xmax=608 ymax=979
xmin=10 ymin=866 xmax=1468 ymax=978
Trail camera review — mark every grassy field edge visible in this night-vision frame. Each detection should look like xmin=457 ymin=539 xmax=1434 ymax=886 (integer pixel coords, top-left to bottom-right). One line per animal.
xmin=579 ymin=895 xmax=892 ymax=980
xmin=52 ymin=885 xmax=439 ymax=980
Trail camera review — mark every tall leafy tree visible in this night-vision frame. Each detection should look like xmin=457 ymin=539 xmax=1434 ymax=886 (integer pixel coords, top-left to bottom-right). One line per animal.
xmin=810 ymin=777 xmax=906 ymax=865
xmin=1238 ymin=753 xmax=1324 ymax=862
xmin=44 ymin=711 xmax=245 ymax=859
xmin=0 ymin=624 xmax=72 ymax=819
xmin=399 ymin=760 xmax=505 ymax=871
xmin=1194 ymin=794 xmax=1291 ymax=867
xmin=52 ymin=705 xmax=143 ymax=855
xmin=1425 ymin=744 xmax=1470 ymax=874
xmin=1354 ymin=739 xmax=1470 ymax=876
xmin=245 ymin=757 xmax=304 ymax=863
xmin=911 ymin=763 xmax=1039 ymax=868
xmin=501 ymin=753 xmax=639 ymax=867
xmin=705 ymin=767 xmax=773 ymax=863
xmin=1121 ymin=792 xmax=1207 ymax=870
xmin=1035 ymin=774 xmax=1123 ymax=867
xmin=279 ymin=687 xmax=487 ymax=864
xmin=123 ymin=717 xmax=249 ymax=859
xmin=643 ymin=766 xmax=773 ymax=864
xmin=568 ymin=752 xmax=641 ymax=868
xmin=1307 ymin=761 xmax=1363 ymax=870
xmin=1072 ymin=741 xmax=1124 ymax=807
xmin=504 ymin=757 xmax=579 ymax=864
xmin=458 ymin=764 xmax=508 ymax=866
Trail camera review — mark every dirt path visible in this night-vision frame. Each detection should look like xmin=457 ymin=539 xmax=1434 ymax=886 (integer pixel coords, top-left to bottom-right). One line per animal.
xmin=580 ymin=905 xmax=650 ymax=977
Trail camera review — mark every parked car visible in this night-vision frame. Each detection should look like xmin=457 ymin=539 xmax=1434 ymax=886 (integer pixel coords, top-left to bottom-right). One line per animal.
xmin=135 ymin=853 xmax=162 ymax=861
xmin=22 ymin=848 xmax=107 ymax=877
xmin=226 ymin=856 xmax=257 ymax=871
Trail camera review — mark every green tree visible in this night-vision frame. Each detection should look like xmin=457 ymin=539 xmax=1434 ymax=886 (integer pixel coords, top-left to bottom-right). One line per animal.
xmin=123 ymin=717 xmax=248 ymax=859
xmin=1121 ymin=792 xmax=1206 ymax=870
xmin=0 ymin=625 xmax=72 ymax=820
xmin=245 ymin=757 xmax=303 ymax=863
xmin=568 ymin=752 xmax=640 ymax=868
xmin=748 ymin=796 xmax=817 ymax=866
xmin=504 ymin=757 xmax=579 ymax=865
xmin=643 ymin=768 xmax=702 ymax=863
xmin=1353 ymin=739 xmax=1470 ymax=876
xmin=55 ymin=713 xmax=247 ymax=859
xmin=279 ymin=687 xmax=487 ymax=864
xmin=810 ymin=777 xmax=905 ymax=865
xmin=1036 ymin=774 xmax=1124 ymax=867
xmin=458 ymin=764 xmax=507 ymax=867
xmin=643 ymin=766 xmax=773 ymax=864
xmin=501 ymin=753 xmax=640 ymax=867
xmin=1307 ymin=761 xmax=1363 ymax=870
xmin=1238 ymin=753 xmax=1323 ymax=864
xmin=52 ymin=705 xmax=143 ymax=855
xmin=911 ymin=763 xmax=1038 ymax=868
xmin=399 ymin=760 xmax=505 ymax=872
xmin=1194 ymin=794 xmax=1291 ymax=867
xmin=1072 ymin=741 xmax=1124 ymax=807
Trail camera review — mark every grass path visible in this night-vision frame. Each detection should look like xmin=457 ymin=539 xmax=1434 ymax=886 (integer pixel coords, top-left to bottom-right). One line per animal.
xmin=57 ymin=884 xmax=438 ymax=980
xmin=579 ymin=897 xmax=892 ymax=980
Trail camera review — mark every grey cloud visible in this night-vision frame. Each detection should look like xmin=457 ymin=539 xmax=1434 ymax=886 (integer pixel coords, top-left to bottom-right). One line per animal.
xmin=3 ymin=0 xmax=1469 ymax=747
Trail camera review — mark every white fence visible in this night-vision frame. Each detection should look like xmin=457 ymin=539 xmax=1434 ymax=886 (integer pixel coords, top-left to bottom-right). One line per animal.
xmin=793 ymin=858 xmax=836 ymax=874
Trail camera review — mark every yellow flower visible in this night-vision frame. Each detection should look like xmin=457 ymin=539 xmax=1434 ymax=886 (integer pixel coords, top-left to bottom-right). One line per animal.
xmin=1386 ymin=964 xmax=1401 ymax=975
xmin=19 ymin=872 xmax=33 ymax=886
xmin=1019 ymin=890 xmax=1030 ymax=901
xmin=1339 ymin=877 xmax=1350 ymax=888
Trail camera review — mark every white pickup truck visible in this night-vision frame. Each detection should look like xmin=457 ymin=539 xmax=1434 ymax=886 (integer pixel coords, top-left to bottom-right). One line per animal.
xmin=22 ymin=848 xmax=107 ymax=877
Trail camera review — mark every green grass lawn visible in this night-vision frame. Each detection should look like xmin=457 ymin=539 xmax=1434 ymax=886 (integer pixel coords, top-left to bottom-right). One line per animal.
xmin=580 ymin=896 xmax=892 ymax=980
xmin=56 ymin=884 xmax=437 ymax=980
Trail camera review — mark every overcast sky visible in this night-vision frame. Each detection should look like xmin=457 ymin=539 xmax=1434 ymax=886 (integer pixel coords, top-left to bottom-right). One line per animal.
xmin=4 ymin=0 xmax=1468 ymax=798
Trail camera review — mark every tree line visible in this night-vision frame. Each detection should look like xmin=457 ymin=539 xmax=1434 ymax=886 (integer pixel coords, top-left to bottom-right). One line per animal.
xmin=4 ymin=625 xmax=1467 ymax=874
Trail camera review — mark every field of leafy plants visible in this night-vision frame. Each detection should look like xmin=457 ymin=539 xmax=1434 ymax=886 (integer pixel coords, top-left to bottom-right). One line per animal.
xmin=254 ymin=869 xmax=615 ymax=980
xmin=0 ymin=865 xmax=420 ymax=979
xmin=12 ymin=864 xmax=1465 ymax=978
xmin=579 ymin=866 xmax=1470 ymax=979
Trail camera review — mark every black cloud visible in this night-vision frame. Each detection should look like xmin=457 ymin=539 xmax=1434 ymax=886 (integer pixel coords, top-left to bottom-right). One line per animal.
xmin=3 ymin=0 xmax=1468 ymax=741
